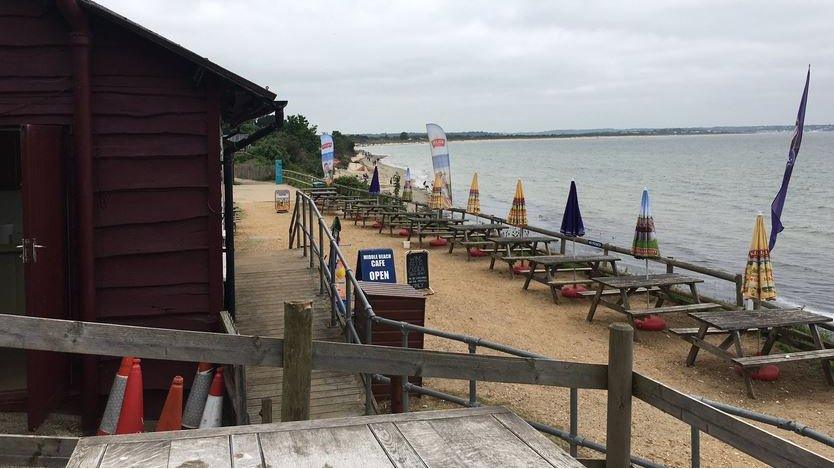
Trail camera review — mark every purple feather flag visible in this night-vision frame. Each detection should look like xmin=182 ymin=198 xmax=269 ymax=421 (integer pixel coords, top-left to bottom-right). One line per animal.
xmin=769 ymin=67 xmax=810 ymax=251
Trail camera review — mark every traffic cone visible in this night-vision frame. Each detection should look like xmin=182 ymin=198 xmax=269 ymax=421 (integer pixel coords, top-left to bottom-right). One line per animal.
xmin=199 ymin=367 xmax=224 ymax=429
xmin=97 ymin=357 xmax=133 ymax=435
xmin=115 ymin=358 xmax=144 ymax=434
xmin=155 ymin=376 xmax=184 ymax=432
xmin=182 ymin=362 xmax=214 ymax=429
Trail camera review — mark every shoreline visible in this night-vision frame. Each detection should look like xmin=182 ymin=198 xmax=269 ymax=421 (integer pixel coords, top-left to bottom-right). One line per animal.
xmin=339 ymin=152 xmax=430 ymax=204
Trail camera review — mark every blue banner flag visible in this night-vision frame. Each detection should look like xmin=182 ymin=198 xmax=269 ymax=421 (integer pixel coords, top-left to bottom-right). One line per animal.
xmin=769 ymin=68 xmax=810 ymax=251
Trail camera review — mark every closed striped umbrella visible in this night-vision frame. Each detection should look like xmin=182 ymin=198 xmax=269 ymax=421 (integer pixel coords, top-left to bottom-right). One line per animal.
xmin=632 ymin=188 xmax=659 ymax=259
xmin=507 ymin=179 xmax=528 ymax=226
xmin=429 ymin=173 xmax=446 ymax=210
xmin=743 ymin=214 xmax=777 ymax=302
xmin=467 ymin=173 xmax=480 ymax=214
xmin=368 ymin=166 xmax=381 ymax=196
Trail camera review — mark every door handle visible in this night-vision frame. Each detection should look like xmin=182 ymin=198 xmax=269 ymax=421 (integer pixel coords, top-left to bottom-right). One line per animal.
xmin=15 ymin=242 xmax=28 ymax=264
xmin=31 ymin=238 xmax=45 ymax=263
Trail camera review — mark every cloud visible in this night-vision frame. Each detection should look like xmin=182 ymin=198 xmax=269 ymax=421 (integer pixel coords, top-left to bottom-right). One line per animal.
xmin=97 ymin=0 xmax=834 ymax=132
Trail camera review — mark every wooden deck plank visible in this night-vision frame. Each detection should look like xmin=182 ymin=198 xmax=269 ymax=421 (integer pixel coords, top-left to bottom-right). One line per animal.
xmin=99 ymin=441 xmax=170 ymax=468
xmin=396 ymin=414 xmax=551 ymax=467
xmin=168 ymin=436 xmax=230 ymax=468
xmin=259 ymin=425 xmax=394 ymax=468
xmin=230 ymin=434 xmax=263 ymax=468
xmin=65 ymin=443 xmax=106 ymax=468
xmin=235 ymin=248 xmax=366 ymax=424
xmin=368 ymin=422 xmax=427 ymax=468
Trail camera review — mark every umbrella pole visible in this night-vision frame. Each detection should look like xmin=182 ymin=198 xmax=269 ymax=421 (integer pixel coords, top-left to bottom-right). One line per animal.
xmin=645 ymin=258 xmax=650 ymax=308
xmin=572 ymin=239 xmax=577 ymax=286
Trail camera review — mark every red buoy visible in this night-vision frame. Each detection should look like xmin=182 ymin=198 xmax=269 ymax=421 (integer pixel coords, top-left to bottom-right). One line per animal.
xmin=429 ymin=237 xmax=448 ymax=247
xmin=634 ymin=315 xmax=666 ymax=331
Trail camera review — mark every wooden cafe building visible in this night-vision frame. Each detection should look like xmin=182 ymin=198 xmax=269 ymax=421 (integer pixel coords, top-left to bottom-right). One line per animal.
xmin=0 ymin=0 xmax=283 ymax=430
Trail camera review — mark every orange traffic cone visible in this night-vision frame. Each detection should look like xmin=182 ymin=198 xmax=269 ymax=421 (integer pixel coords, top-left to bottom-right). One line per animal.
xmin=199 ymin=367 xmax=224 ymax=428
xmin=115 ymin=358 xmax=144 ymax=434
xmin=98 ymin=357 xmax=133 ymax=435
xmin=182 ymin=362 xmax=214 ymax=429
xmin=155 ymin=376 xmax=184 ymax=432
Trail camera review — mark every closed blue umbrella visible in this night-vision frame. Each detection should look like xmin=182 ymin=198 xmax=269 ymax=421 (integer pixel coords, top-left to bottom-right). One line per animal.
xmin=560 ymin=181 xmax=585 ymax=287
xmin=368 ymin=166 xmax=380 ymax=196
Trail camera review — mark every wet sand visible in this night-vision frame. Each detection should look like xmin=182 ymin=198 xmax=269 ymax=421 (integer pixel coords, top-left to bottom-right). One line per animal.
xmin=234 ymin=179 xmax=834 ymax=468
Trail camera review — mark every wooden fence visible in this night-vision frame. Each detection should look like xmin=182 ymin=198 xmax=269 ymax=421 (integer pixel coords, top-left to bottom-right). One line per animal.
xmin=0 ymin=313 xmax=829 ymax=468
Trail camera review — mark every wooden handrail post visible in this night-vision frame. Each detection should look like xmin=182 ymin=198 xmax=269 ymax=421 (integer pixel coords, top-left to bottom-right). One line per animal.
xmin=606 ymin=322 xmax=633 ymax=468
xmin=281 ymin=300 xmax=313 ymax=422
xmin=735 ymin=273 xmax=744 ymax=308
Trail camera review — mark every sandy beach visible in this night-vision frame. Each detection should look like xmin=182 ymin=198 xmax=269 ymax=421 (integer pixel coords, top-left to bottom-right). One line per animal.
xmin=337 ymin=153 xmax=430 ymax=205
xmin=234 ymin=180 xmax=834 ymax=468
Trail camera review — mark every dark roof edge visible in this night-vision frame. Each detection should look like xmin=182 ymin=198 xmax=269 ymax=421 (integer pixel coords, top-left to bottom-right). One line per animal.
xmin=78 ymin=0 xmax=277 ymax=102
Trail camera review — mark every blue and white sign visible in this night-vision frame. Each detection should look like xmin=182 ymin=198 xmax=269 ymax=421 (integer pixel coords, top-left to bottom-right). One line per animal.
xmin=356 ymin=248 xmax=397 ymax=283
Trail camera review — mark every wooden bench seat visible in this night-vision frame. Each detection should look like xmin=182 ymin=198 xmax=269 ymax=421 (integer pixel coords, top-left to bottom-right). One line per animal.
xmin=732 ymin=349 xmax=834 ymax=368
xmin=669 ymin=326 xmax=754 ymax=337
xmin=626 ymin=302 xmax=723 ymax=317
xmin=577 ymin=286 xmax=660 ymax=298
xmin=547 ymin=279 xmax=595 ymax=287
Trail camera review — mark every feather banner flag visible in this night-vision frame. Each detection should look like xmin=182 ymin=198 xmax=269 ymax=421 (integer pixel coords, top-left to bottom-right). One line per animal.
xmin=320 ymin=134 xmax=335 ymax=185
xmin=402 ymin=167 xmax=413 ymax=202
xmin=769 ymin=67 xmax=810 ymax=251
xmin=467 ymin=173 xmax=480 ymax=214
xmin=426 ymin=123 xmax=453 ymax=207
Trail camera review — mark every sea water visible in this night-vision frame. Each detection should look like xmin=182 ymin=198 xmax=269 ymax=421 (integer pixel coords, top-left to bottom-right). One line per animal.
xmin=361 ymin=132 xmax=834 ymax=316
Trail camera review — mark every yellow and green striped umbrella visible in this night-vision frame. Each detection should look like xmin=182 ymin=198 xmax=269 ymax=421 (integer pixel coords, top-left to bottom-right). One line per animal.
xmin=742 ymin=214 xmax=777 ymax=301
xmin=467 ymin=173 xmax=480 ymax=214
xmin=507 ymin=179 xmax=527 ymax=226
xmin=429 ymin=173 xmax=446 ymax=210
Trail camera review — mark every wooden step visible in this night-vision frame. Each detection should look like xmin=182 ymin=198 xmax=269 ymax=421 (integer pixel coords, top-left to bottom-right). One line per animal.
xmin=627 ymin=303 xmax=723 ymax=317
xmin=733 ymin=349 xmax=834 ymax=368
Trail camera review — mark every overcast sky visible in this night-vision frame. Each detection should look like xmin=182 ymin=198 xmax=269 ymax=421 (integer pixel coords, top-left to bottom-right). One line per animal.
xmin=99 ymin=0 xmax=833 ymax=133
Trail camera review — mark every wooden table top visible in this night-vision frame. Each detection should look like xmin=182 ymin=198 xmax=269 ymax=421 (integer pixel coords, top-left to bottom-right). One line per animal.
xmin=592 ymin=273 xmax=703 ymax=289
xmin=66 ymin=407 xmax=578 ymax=468
xmin=487 ymin=236 xmax=555 ymax=244
xmin=448 ymin=223 xmax=507 ymax=231
xmin=522 ymin=254 xmax=621 ymax=265
xmin=689 ymin=308 xmax=831 ymax=331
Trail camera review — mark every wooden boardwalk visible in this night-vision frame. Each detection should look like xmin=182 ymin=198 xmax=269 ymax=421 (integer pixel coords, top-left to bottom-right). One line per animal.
xmin=235 ymin=248 xmax=366 ymax=423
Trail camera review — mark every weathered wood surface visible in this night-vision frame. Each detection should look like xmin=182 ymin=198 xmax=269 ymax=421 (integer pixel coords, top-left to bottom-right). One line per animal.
xmin=486 ymin=236 xmax=555 ymax=244
xmin=447 ymin=223 xmax=507 ymax=231
xmin=0 ymin=434 xmax=78 ymax=467
xmin=625 ymin=302 xmax=722 ymax=316
xmin=281 ymin=300 xmax=313 ymax=422
xmin=67 ymin=407 xmax=579 ymax=468
xmin=632 ymin=373 xmax=833 ymax=467
xmin=235 ymin=248 xmax=365 ymax=423
xmin=689 ymin=308 xmax=830 ymax=330
xmin=593 ymin=273 xmax=703 ymax=289
xmin=521 ymin=255 xmax=620 ymax=265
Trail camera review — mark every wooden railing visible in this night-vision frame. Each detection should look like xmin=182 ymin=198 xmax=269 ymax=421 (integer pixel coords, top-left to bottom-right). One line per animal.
xmin=0 ymin=313 xmax=829 ymax=468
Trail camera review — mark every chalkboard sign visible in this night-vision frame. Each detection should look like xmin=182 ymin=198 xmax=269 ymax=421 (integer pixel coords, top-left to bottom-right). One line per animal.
xmin=405 ymin=250 xmax=430 ymax=290
xmin=355 ymin=248 xmax=397 ymax=283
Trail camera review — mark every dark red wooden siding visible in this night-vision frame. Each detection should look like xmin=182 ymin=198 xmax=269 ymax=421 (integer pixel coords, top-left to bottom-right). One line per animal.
xmin=0 ymin=3 xmax=223 ymax=403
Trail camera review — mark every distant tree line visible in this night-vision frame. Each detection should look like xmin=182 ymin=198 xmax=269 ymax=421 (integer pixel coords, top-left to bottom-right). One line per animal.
xmin=232 ymin=114 xmax=356 ymax=176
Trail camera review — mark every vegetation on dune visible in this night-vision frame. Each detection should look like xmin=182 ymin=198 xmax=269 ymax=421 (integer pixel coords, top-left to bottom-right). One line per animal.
xmin=232 ymin=114 xmax=356 ymax=177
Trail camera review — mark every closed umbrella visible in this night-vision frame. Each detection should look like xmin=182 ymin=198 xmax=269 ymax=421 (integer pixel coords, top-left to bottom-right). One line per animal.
xmin=742 ymin=214 xmax=777 ymax=306
xmin=467 ymin=173 xmax=480 ymax=214
xmin=560 ymin=181 xmax=585 ymax=288
xmin=507 ymin=179 xmax=528 ymax=227
xmin=368 ymin=165 xmax=380 ymax=196
xmin=632 ymin=187 xmax=660 ymax=311
xmin=632 ymin=187 xmax=660 ymax=274
xmin=429 ymin=172 xmax=445 ymax=210
xmin=402 ymin=168 xmax=413 ymax=202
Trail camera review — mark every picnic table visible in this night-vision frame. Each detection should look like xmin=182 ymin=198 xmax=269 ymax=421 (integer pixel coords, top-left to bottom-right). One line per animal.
xmin=446 ymin=223 xmax=507 ymax=259
xmin=487 ymin=236 xmax=555 ymax=277
xmin=66 ymin=406 xmax=579 ymax=468
xmin=408 ymin=215 xmax=465 ymax=246
xmin=585 ymin=273 xmax=723 ymax=325
xmin=678 ymin=308 xmax=834 ymax=398
xmin=520 ymin=255 xmax=621 ymax=303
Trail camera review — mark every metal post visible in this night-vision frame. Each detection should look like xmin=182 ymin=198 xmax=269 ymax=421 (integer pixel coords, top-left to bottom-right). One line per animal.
xmin=345 ymin=279 xmax=353 ymax=341
xmin=300 ymin=195 xmax=307 ymax=256
xmin=468 ymin=343 xmax=477 ymax=406
xmin=329 ymin=238 xmax=337 ymax=327
xmin=308 ymin=199 xmax=315 ymax=268
xmin=402 ymin=329 xmax=410 ymax=413
xmin=318 ymin=220 xmax=324 ymax=294
xmin=691 ymin=425 xmax=701 ymax=467
xmin=365 ymin=313 xmax=374 ymax=415
xmin=570 ymin=388 xmax=578 ymax=457
xmin=605 ymin=323 xmax=633 ymax=468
